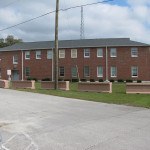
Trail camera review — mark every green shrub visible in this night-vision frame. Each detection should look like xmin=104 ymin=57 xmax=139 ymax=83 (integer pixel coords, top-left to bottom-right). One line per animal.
xmin=27 ymin=77 xmax=37 ymax=81
xmin=99 ymin=79 xmax=104 ymax=82
xmin=42 ymin=78 xmax=51 ymax=81
xmin=90 ymin=79 xmax=95 ymax=82
xmin=64 ymin=79 xmax=71 ymax=82
xmin=109 ymin=79 xmax=115 ymax=82
xmin=118 ymin=79 xmax=124 ymax=82
xmin=126 ymin=79 xmax=133 ymax=83
xmin=72 ymin=79 xmax=79 ymax=82
xmin=137 ymin=80 xmax=142 ymax=83
xmin=80 ymin=78 xmax=87 ymax=82
xmin=58 ymin=79 xmax=63 ymax=81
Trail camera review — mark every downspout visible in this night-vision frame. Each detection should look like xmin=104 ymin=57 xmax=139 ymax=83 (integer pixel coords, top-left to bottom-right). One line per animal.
xmin=21 ymin=50 xmax=24 ymax=81
xmin=52 ymin=48 xmax=54 ymax=81
xmin=105 ymin=46 xmax=108 ymax=82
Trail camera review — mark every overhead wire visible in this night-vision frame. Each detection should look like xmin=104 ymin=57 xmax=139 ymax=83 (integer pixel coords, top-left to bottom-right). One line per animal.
xmin=0 ymin=0 xmax=113 ymax=32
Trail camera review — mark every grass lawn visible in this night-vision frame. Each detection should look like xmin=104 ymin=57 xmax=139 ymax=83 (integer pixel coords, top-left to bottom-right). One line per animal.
xmin=19 ymin=82 xmax=150 ymax=108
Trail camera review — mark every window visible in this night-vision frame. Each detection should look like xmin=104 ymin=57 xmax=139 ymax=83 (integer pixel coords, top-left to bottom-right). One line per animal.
xmin=111 ymin=67 xmax=117 ymax=77
xmin=131 ymin=66 xmax=138 ymax=77
xmin=47 ymin=50 xmax=53 ymax=59
xmin=36 ymin=51 xmax=41 ymax=59
xmin=97 ymin=48 xmax=103 ymax=57
xmin=84 ymin=66 xmax=90 ymax=77
xmin=59 ymin=66 xmax=65 ymax=77
xmin=25 ymin=51 xmax=30 ymax=60
xmin=13 ymin=55 xmax=18 ymax=64
xmin=25 ymin=67 xmax=30 ymax=77
xmin=84 ymin=49 xmax=90 ymax=58
xmin=71 ymin=67 xmax=77 ymax=77
xmin=131 ymin=48 xmax=138 ymax=57
xmin=71 ymin=49 xmax=77 ymax=58
xmin=59 ymin=49 xmax=65 ymax=58
xmin=110 ymin=48 xmax=117 ymax=57
xmin=0 ymin=68 xmax=1 ymax=78
xmin=97 ymin=66 xmax=103 ymax=77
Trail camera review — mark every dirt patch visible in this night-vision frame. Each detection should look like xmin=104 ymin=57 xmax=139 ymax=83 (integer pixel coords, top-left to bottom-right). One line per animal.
xmin=0 ymin=122 xmax=11 ymax=128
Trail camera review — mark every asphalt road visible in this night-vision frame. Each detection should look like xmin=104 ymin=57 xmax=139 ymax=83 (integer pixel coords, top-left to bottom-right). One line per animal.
xmin=0 ymin=89 xmax=150 ymax=150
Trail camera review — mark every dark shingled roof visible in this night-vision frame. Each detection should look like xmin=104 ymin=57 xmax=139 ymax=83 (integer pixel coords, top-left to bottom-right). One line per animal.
xmin=0 ymin=38 xmax=149 ymax=51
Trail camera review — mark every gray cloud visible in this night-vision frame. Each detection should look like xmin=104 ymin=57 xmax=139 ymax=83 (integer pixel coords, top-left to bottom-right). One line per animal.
xmin=0 ymin=0 xmax=150 ymax=44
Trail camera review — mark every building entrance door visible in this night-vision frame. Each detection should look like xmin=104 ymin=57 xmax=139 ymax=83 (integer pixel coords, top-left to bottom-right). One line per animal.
xmin=12 ymin=70 xmax=19 ymax=80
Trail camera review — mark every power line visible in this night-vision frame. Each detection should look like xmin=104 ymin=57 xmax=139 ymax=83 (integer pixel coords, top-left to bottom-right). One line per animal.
xmin=0 ymin=0 xmax=113 ymax=32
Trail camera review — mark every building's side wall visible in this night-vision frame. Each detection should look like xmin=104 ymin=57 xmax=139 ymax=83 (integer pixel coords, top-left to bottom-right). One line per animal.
xmin=0 ymin=50 xmax=53 ymax=80
xmin=23 ymin=50 xmax=52 ymax=80
xmin=0 ymin=46 xmax=150 ymax=81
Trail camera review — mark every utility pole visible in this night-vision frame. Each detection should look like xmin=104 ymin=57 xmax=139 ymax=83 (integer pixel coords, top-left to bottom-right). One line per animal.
xmin=80 ymin=6 xmax=84 ymax=39
xmin=54 ymin=0 xmax=59 ymax=90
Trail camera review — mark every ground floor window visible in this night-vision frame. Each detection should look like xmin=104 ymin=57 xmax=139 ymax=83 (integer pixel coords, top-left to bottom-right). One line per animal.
xmin=71 ymin=67 xmax=77 ymax=77
xmin=59 ymin=67 xmax=65 ymax=77
xmin=131 ymin=66 xmax=138 ymax=77
xmin=111 ymin=66 xmax=117 ymax=77
xmin=0 ymin=68 xmax=1 ymax=78
xmin=25 ymin=67 xmax=30 ymax=77
xmin=97 ymin=66 xmax=103 ymax=77
xmin=84 ymin=66 xmax=90 ymax=77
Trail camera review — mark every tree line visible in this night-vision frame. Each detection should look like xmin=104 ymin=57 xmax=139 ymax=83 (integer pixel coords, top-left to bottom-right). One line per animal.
xmin=0 ymin=35 xmax=23 ymax=48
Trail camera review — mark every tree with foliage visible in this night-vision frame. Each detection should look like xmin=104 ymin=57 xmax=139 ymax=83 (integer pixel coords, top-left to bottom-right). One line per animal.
xmin=0 ymin=35 xmax=23 ymax=48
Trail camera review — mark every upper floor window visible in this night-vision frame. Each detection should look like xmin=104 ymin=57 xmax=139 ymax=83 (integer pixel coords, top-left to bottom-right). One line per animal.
xmin=111 ymin=66 xmax=117 ymax=77
xmin=25 ymin=51 xmax=30 ymax=60
xmin=131 ymin=66 xmax=138 ymax=77
xmin=71 ymin=49 xmax=77 ymax=58
xmin=84 ymin=49 xmax=90 ymax=58
xmin=59 ymin=66 xmax=65 ymax=77
xmin=59 ymin=49 xmax=65 ymax=58
xmin=97 ymin=66 xmax=103 ymax=77
xmin=110 ymin=48 xmax=117 ymax=57
xmin=47 ymin=50 xmax=53 ymax=59
xmin=97 ymin=48 xmax=103 ymax=57
xmin=13 ymin=55 xmax=18 ymax=64
xmin=36 ymin=50 xmax=41 ymax=59
xmin=131 ymin=48 xmax=138 ymax=57
xmin=84 ymin=66 xmax=90 ymax=77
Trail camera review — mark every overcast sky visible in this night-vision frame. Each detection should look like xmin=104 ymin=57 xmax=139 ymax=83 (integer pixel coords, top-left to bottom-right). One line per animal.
xmin=0 ymin=0 xmax=150 ymax=43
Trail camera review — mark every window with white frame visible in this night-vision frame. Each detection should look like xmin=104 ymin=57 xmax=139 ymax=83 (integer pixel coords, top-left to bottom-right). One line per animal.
xmin=97 ymin=48 xmax=103 ymax=57
xmin=84 ymin=49 xmax=90 ymax=58
xmin=59 ymin=49 xmax=65 ymax=58
xmin=25 ymin=51 xmax=30 ymax=60
xmin=36 ymin=50 xmax=41 ymax=59
xmin=71 ymin=49 xmax=77 ymax=58
xmin=131 ymin=48 xmax=138 ymax=57
xmin=13 ymin=55 xmax=18 ymax=64
xmin=84 ymin=66 xmax=90 ymax=77
xmin=131 ymin=66 xmax=138 ymax=77
xmin=71 ymin=67 xmax=77 ymax=77
xmin=59 ymin=66 xmax=65 ymax=77
xmin=97 ymin=66 xmax=103 ymax=77
xmin=110 ymin=48 xmax=117 ymax=57
xmin=111 ymin=67 xmax=117 ymax=77
xmin=47 ymin=50 xmax=53 ymax=59
xmin=25 ymin=67 xmax=30 ymax=77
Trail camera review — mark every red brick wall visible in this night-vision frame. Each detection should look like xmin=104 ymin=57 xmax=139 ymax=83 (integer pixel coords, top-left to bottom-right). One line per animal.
xmin=0 ymin=46 xmax=150 ymax=81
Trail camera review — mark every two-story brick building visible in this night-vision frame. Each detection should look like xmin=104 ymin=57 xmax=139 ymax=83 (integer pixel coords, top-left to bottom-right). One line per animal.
xmin=0 ymin=38 xmax=149 ymax=81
